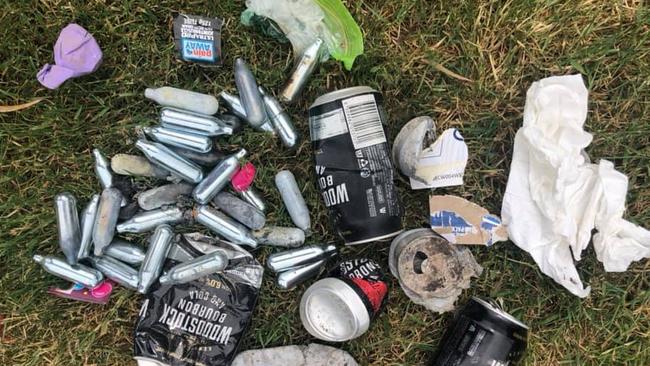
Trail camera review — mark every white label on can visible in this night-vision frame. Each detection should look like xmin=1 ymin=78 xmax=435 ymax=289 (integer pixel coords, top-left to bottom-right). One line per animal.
xmin=342 ymin=94 xmax=387 ymax=149
xmin=309 ymin=109 xmax=348 ymax=141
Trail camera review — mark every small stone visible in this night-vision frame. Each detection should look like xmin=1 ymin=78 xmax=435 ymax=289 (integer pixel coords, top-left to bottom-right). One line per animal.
xmin=111 ymin=154 xmax=170 ymax=178
xmin=138 ymin=183 xmax=194 ymax=210
xmin=213 ymin=191 xmax=265 ymax=230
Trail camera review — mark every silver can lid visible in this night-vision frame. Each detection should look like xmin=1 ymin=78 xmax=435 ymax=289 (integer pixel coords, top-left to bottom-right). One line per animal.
xmin=310 ymin=86 xmax=378 ymax=109
xmin=300 ymin=277 xmax=370 ymax=342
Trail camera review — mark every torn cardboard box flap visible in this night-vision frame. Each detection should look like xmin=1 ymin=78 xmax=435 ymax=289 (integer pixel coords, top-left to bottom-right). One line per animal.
xmin=429 ymin=195 xmax=507 ymax=246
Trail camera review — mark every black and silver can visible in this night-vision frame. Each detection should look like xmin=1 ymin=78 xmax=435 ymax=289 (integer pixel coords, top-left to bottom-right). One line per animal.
xmin=431 ymin=297 xmax=528 ymax=366
xmin=308 ymin=86 xmax=403 ymax=245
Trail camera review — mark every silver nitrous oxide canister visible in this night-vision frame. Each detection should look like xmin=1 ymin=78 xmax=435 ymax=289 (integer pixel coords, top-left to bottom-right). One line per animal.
xmin=55 ymin=192 xmax=82 ymax=265
xmin=281 ymin=38 xmax=324 ymax=103
xmin=267 ymin=244 xmax=337 ymax=273
xmin=233 ymin=58 xmax=265 ymax=128
xmin=93 ymin=187 xmax=123 ymax=256
xmin=138 ymin=224 xmax=174 ymax=294
xmin=91 ymin=255 xmax=139 ymax=290
xmin=116 ymin=206 xmax=186 ymax=233
xmin=259 ymin=86 xmax=299 ymax=149
xmin=194 ymin=205 xmax=257 ymax=248
xmin=160 ymin=107 xmax=234 ymax=137
xmin=142 ymin=126 xmax=213 ymax=153
xmin=77 ymin=193 xmax=100 ymax=261
xmin=33 ymin=254 xmax=103 ymax=288
xmin=135 ymin=140 xmax=204 ymax=183
xmin=159 ymin=250 xmax=229 ymax=285
xmin=192 ymin=149 xmax=246 ymax=204
xmin=275 ymin=170 xmax=311 ymax=234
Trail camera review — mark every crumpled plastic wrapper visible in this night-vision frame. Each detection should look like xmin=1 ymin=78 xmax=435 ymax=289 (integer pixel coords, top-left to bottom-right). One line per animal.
xmin=389 ymin=229 xmax=482 ymax=313
xmin=502 ymin=74 xmax=650 ymax=298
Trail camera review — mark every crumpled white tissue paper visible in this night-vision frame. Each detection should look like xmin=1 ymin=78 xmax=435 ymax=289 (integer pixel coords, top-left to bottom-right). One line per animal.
xmin=501 ymin=74 xmax=650 ymax=297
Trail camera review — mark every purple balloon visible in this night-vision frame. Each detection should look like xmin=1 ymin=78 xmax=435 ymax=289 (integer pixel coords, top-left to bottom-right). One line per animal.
xmin=37 ymin=23 xmax=102 ymax=89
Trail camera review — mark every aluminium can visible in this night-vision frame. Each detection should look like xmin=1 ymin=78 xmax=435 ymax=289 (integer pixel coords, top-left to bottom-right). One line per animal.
xmin=309 ymin=86 xmax=402 ymax=245
xmin=431 ymin=297 xmax=528 ymax=366
xmin=299 ymin=258 xmax=388 ymax=342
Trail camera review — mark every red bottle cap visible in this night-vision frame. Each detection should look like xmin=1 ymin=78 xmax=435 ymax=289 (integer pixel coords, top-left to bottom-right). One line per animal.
xmin=231 ymin=162 xmax=256 ymax=192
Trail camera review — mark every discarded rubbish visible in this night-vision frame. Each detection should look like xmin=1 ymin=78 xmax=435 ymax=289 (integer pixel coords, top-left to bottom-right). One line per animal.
xmin=275 ymin=170 xmax=311 ymax=234
xmin=104 ymin=239 xmax=146 ymax=265
xmin=142 ymin=126 xmax=213 ymax=153
xmin=389 ymin=228 xmax=482 ymax=313
xmin=90 ymin=255 xmax=140 ymax=290
xmin=231 ymin=343 xmax=359 ymax=366
xmin=158 ymin=249 xmax=229 ymax=285
xmin=252 ymin=226 xmax=305 ymax=247
xmin=55 ymin=192 xmax=81 ymax=265
xmin=173 ymin=14 xmax=223 ymax=66
xmin=220 ymin=91 xmax=275 ymax=134
xmin=135 ymin=140 xmax=204 ymax=183
xmin=144 ymin=86 xmax=219 ymax=115
xmin=259 ymin=86 xmax=299 ymax=148
xmin=37 ymin=23 xmax=102 ymax=89
xmin=219 ymin=113 xmax=244 ymax=133
xmin=281 ymin=38 xmax=324 ymax=103
xmin=117 ymin=206 xmax=186 ymax=233
xmin=393 ymin=117 xmax=468 ymax=188
xmin=502 ymin=74 xmax=650 ymax=297
xmin=242 ymin=0 xmax=363 ymax=70
xmin=300 ymin=258 xmax=388 ymax=342
xmin=277 ymin=260 xmax=326 ymax=290
xmin=134 ymin=235 xmax=263 ymax=365
xmin=234 ymin=58 xmax=266 ymax=127
xmin=111 ymin=154 xmax=171 ymax=179
xmin=93 ymin=188 xmax=123 ymax=255
xmin=213 ymin=191 xmax=266 ymax=230
xmin=47 ymin=281 xmax=114 ymax=305
xmin=192 ymin=149 xmax=246 ymax=204
xmin=194 ymin=205 xmax=258 ymax=248
xmin=169 ymin=146 xmax=224 ymax=167
xmin=137 ymin=183 xmax=194 ymax=211
xmin=267 ymin=244 xmax=336 ymax=273
xmin=232 ymin=162 xmax=266 ymax=212
xmin=309 ymin=86 xmax=402 ymax=244
xmin=93 ymin=149 xmax=114 ymax=189
xmin=412 ymin=128 xmax=468 ymax=189
xmin=160 ymin=107 xmax=234 ymax=137
xmin=269 ymin=244 xmax=337 ymax=289
xmin=138 ymin=225 xmax=174 ymax=294
xmin=77 ymin=194 xmax=100 ymax=260
xmin=33 ymin=254 xmax=103 ymax=288
xmin=430 ymin=195 xmax=507 ymax=246
xmin=431 ymin=297 xmax=528 ymax=366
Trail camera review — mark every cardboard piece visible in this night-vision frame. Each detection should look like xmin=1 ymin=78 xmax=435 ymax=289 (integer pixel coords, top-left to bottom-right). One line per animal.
xmin=429 ymin=195 xmax=507 ymax=246
xmin=410 ymin=128 xmax=468 ymax=189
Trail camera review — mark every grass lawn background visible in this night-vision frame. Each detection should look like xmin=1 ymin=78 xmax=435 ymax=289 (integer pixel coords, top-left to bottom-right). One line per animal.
xmin=0 ymin=1 xmax=648 ymax=365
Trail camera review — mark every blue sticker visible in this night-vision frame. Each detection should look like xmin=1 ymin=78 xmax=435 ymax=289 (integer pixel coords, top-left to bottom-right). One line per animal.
xmin=430 ymin=210 xmax=474 ymax=234
xmin=182 ymin=39 xmax=215 ymax=62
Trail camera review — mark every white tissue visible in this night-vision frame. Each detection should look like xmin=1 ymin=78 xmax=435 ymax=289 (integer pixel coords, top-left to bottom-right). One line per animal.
xmin=501 ymin=74 xmax=650 ymax=297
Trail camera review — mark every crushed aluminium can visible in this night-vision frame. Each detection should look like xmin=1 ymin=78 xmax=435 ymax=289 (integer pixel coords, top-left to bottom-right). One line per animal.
xmin=431 ymin=297 xmax=528 ymax=366
xmin=300 ymin=258 xmax=388 ymax=342
xmin=309 ymin=87 xmax=402 ymax=245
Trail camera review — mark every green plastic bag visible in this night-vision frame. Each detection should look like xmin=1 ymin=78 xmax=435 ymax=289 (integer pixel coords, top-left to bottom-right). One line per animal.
xmin=241 ymin=0 xmax=364 ymax=70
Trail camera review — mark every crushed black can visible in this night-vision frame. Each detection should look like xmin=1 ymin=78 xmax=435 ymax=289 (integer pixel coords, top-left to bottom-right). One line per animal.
xmin=431 ymin=297 xmax=528 ymax=366
xmin=309 ymin=86 xmax=403 ymax=245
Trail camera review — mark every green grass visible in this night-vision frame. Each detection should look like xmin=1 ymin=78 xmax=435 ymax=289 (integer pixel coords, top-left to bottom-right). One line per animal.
xmin=1 ymin=1 xmax=649 ymax=365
